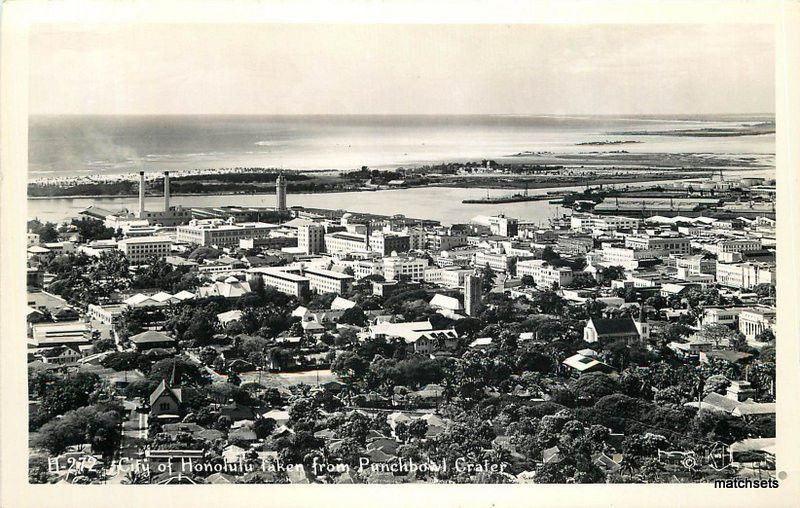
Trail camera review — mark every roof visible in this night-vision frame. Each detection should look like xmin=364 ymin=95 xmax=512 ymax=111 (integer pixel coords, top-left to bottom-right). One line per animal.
xmin=588 ymin=317 xmax=639 ymax=336
xmin=149 ymin=379 xmax=183 ymax=406
xmin=118 ymin=235 xmax=172 ymax=245
xmin=729 ymin=438 xmax=775 ymax=455
xmin=129 ymin=330 xmax=174 ymax=344
xmin=469 ymin=337 xmax=493 ymax=348
xmin=429 ymin=294 xmax=463 ymax=311
xmin=562 ymin=353 xmax=609 ymax=372
xmin=330 ymin=296 xmax=357 ymax=310
xmin=732 ymin=403 xmax=776 ymax=416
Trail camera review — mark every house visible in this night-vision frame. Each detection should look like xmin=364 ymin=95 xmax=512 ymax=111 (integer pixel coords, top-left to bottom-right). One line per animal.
xmin=205 ymin=472 xmax=237 ymax=484
xmin=583 ymin=315 xmax=645 ymax=344
xmin=40 ymin=345 xmax=84 ymax=365
xmin=561 ymin=352 xmax=613 ymax=377
xmin=593 ymin=452 xmax=623 ymax=473
xmin=149 ymin=379 xmax=183 ymax=421
xmin=542 ymin=445 xmax=563 ymax=464
xmin=468 ymin=337 xmax=493 ymax=349
xmin=129 ymin=330 xmax=176 ymax=351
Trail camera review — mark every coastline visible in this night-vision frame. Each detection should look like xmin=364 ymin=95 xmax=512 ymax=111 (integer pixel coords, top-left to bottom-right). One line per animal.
xmin=25 ymin=173 xmax=713 ymax=201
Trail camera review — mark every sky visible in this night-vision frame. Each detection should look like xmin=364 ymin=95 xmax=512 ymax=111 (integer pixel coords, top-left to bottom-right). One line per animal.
xmin=29 ymin=23 xmax=774 ymax=116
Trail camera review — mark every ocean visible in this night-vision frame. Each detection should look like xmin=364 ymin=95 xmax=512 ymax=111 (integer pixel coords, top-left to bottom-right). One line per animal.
xmin=28 ymin=114 xmax=775 ymax=178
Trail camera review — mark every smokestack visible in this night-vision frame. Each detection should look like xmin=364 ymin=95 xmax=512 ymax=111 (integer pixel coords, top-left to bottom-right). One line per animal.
xmin=164 ymin=171 xmax=170 ymax=211
xmin=138 ymin=171 xmax=146 ymax=217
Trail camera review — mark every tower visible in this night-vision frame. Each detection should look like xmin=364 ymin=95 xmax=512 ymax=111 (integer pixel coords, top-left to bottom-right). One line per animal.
xmin=633 ymin=304 xmax=650 ymax=343
xmin=464 ymin=273 xmax=482 ymax=317
xmin=163 ymin=171 xmax=171 ymax=211
xmin=276 ymin=173 xmax=287 ymax=211
xmin=138 ymin=171 xmax=146 ymax=217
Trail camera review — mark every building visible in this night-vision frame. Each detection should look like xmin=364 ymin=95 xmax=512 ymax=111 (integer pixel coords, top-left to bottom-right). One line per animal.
xmin=116 ymin=236 xmax=173 ymax=263
xmin=87 ymin=303 xmax=128 ymax=325
xmin=557 ymin=235 xmax=594 ymax=255
xmin=133 ymin=171 xmax=193 ymax=226
xmin=583 ymin=315 xmax=645 ymax=345
xmin=252 ymin=266 xmax=353 ymax=296
xmin=423 ymin=266 xmax=474 ymax=288
xmin=276 ymin=173 xmax=287 ymax=211
xmin=32 ymin=322 xmax=91 ymax=348
xmin=300 ymin=267 xmax=354 ymax=295
xmin=129 ymin=330 xmax=176 ymax=351
xmin=516 ymin=259 xmax=575 ymax=288
xmin=176 ymin=219 xmax=277 ymax=247
xmin=478 ymin=215 xmax=519 ymax=237
xmin=570 ymin=213 xmax=640 ymax=233
xmin=298 ymin=224 xmax=326 ymax=255
xmin=625 ymin=234 xmax=691 ymax=255
xmin=426 ymin=233 xmax=467 ymax=251
xmin=716 ymin=261 xmax=776 ymax=289
xmin=383 ymin=255 xmax=429 ymax=282
xmin=255 ymin=268 xmax=310 ymax=297
xmin=324 ymin=232 xmax=370 ymax=254
xmin=596 ymin=245 xmax=659 ymax=270
xmin=149 ymin=379 xmax=183 ymax=420
xmin=464 ymin=273 xmax=482 ymax=317
xmin=699 ymin=307 xmax=744 ymax=327
xmin=700 ymin=238 xmax=762 ymax=256
xmin=473 ymin=250 xmax=519 ymax=273
xmin=738 ymin=306 xmax=776 ymax=342
xmin=672 ymin=254 xmax=717 ymax=278
xmin=369 ymin=233 xmax=411 ymax=255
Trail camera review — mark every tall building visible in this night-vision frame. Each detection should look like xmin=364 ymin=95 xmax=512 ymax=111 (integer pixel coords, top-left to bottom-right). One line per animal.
xmin=464 ymin=273 xmax=482 ymax=316
xmin=298 ymin=224 xmax=326 ymax=254
xmin=138 ymin=171 xmax=146 ymax=217
xmin=276 ymin=173 xmax=287 ymax=211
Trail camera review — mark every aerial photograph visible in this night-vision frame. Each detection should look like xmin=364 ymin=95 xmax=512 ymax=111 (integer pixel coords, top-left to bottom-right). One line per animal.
xmin=24 ymin=23 xmax=777 ymax=485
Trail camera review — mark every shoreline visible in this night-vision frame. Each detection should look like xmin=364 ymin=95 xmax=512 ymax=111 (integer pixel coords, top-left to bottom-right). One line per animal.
xmin=25 ymin=173 xmax=723 ymax=201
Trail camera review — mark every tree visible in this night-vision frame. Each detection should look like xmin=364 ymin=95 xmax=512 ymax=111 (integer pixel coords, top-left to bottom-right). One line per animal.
xmin=520 ymin=274 xmax=535 ymax=287
xmin=564 ymin=272 xmax=597 ymax=289
xmin=699 ymin=324 xmax=741 ymax=349
xmin=600 ymin=265 xmax=625 ymax=282
xmin=481 ymin=264 xmax=496 ymax=293
xmin=253 ymin=418 xmax=277 ymax=439
xmin=32 ymin=405 xmax=123 ymax=459
xmin=91 ymin=338 xmax=117 ymax=354
xmin=569 ymin=373 xmax=620 ymax=404
xmin=331 ymin=351 xmax=368 ymax=379
xmin=70 ymin=217 xmax=115 ymax=242
xmin=148 ymin=357 xmax=208 ymax=386
xmin=339 ymin=306 xmax=367 ymax=327
xmin=407 ymin=419 xmax=428 ymax=440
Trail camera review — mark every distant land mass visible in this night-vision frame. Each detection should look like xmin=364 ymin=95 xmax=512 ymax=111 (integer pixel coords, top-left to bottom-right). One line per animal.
xmin=611 ymin=121 xmax=775 ymax=137
xmin=575 ymin=140 xmax=642 ymax=146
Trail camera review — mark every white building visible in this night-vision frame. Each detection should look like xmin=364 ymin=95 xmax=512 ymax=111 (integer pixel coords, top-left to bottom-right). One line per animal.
xmin=424 ymin=267 xmax=474 ymax=288
xmin=254 ymin=268 xmax=310 ymax=297
xmin=471 ymin=214 xmax=519 ymax=237
xmin=738 ymin=306 xmax=776 ymax=342
xmin=516 ymin=259 xmax=575 ymax=288
xmin=570 ymin=213 xmax=640 ymax=233
xmin=625 ymin=234 xmax=691 ymax=255
xmin=699 ymin=238 xmax=762 ymax=256
xmin=596 ymin=245 xmax=658 ymax=270
xmin=117 ymin=236 xmax=173 ymax=263
xmin=384 ymin=255 xmax=429 ymax=282
xmin=176 ymin=219 xmax=277 ymax=247
xmin=716 ymin=261 xmax=776 ymax=289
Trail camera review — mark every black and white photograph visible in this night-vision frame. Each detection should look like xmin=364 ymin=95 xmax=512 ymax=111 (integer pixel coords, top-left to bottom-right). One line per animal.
xmin=2 ymin=1 xmax=799 ymax=506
